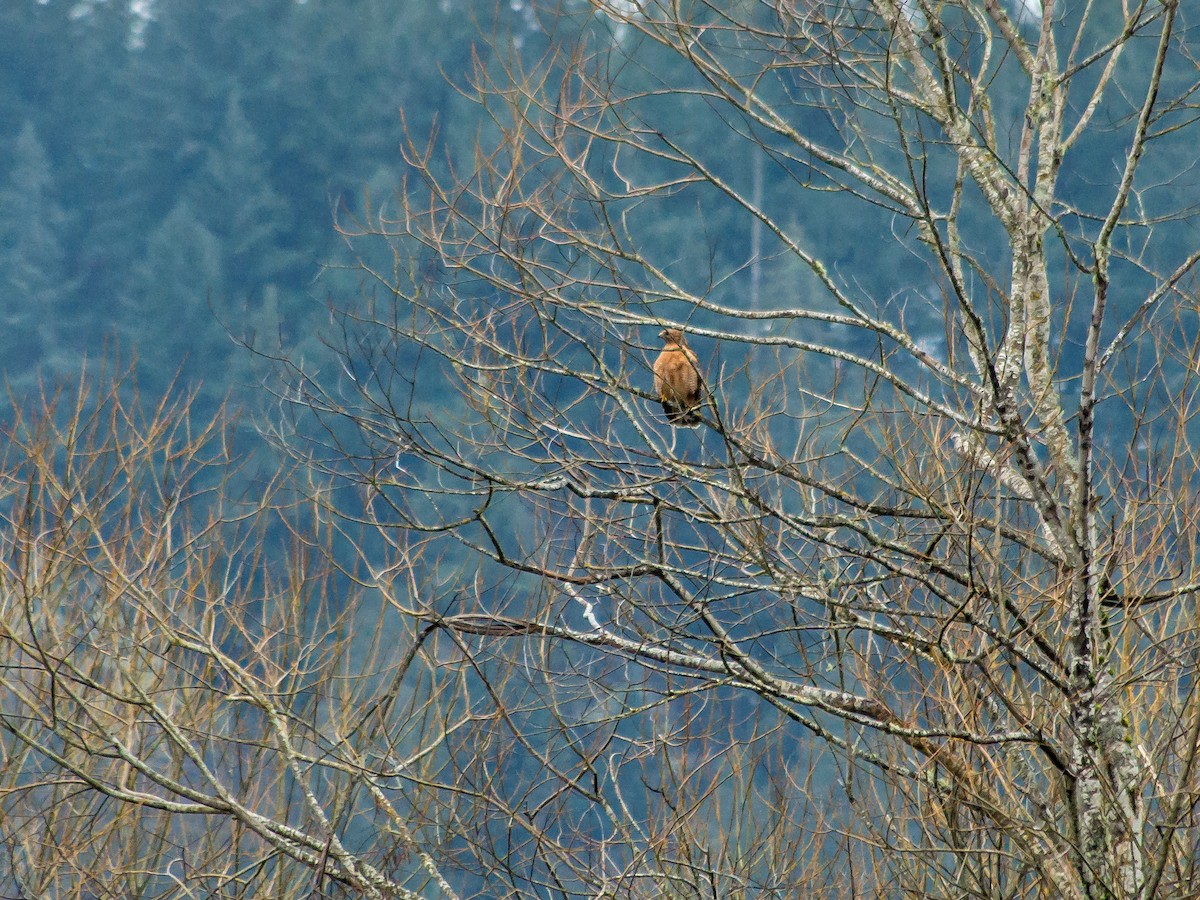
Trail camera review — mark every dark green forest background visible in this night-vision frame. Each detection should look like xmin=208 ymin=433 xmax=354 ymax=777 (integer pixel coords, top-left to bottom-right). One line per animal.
xmin=4 ymin=1 xmax=1185 ymax=419
xmin=0 ymin=0 xmax=949 ymax=421
xmin=0 ymin=0 xmax=535 ymax=411
xmin=4 ymin=0 xmax=1190 ymax=436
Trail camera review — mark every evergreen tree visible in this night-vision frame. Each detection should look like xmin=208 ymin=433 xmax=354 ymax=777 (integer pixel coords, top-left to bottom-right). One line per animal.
xmin=0 ymin=122 xmax=76 ymax=381
xmin=65 ymin=1 xmax=166 ymax=312
xmin=124 ymin=199 xmax=225 ymax=393
xmin=192 ymin=91 xmax=296 ymax=291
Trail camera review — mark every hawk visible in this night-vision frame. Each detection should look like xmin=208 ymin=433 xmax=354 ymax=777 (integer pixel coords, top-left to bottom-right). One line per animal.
xmin=653 ymin=328 xmax=702 ymax=426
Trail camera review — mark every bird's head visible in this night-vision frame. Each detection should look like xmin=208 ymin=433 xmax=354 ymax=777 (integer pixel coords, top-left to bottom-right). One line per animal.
xmin=659 ymin=328 xmax=685 ymax=345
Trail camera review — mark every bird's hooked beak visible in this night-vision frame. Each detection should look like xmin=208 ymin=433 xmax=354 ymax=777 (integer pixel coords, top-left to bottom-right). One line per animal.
xmin=658 ymin=329 xmax=669 ymax=340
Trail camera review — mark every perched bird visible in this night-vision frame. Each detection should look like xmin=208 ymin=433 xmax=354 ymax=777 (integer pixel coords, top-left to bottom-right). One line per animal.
xmin=653 ymin=328 xmax=703 ymax=426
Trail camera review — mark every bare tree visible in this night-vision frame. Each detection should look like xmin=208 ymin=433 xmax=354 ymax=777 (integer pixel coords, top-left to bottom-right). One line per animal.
xmin=0 ymin=374 xmax=470 ymax=897
xmin=288 ymin=0 xmax=1200 ymax=897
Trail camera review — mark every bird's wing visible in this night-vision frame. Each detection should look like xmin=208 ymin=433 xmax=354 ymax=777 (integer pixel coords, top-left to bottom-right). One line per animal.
xmin=682 ymin=348 xmax=701 ymax=402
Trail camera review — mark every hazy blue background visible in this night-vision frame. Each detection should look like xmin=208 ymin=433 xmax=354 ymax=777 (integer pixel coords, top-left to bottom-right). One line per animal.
xmin=0 ymin=0 xmax=536 ymax=412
